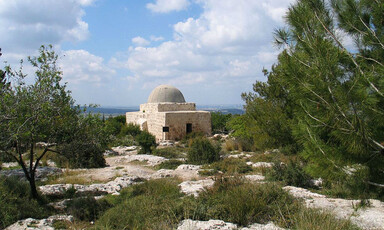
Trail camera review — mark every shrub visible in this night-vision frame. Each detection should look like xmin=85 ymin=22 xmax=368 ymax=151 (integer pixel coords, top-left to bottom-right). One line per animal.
xmin=119 ymin=123 xmax=141 ymax=137
xmin=0 ymin=176 xmax=50 ymax=228
xmin=95 ymin=179 xmax=183 ymax=229
xmin=156 ymin=160 xmax=183 ymax=170
xmin=109 ymin=135 xmax=136 ymax=147
xmin=187 ymin=137 xmax=220 ymax=164
xmin=152 ymin=147 xmax=184 ymax=159
xmin=136 ymin=131 xmax=156 ymax=154
xmin=183 ymin=178 xmax=301 ymax=227
xmin=203 ymin=158 xmax=252 ymax=175
xmin=65 ymin=196 xmax=112 ymax=222
xmin=266 ymin=160 xmax=312 ymax=188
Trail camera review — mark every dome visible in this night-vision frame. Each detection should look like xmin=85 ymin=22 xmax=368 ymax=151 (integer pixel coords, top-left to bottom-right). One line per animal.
xmin=147 ymin=85 xmax=186 ymax=103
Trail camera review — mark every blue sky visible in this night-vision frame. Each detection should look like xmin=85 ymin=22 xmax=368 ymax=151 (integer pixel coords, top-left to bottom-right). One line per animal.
xmin=0 ymin=0 xmax=296 ymax=106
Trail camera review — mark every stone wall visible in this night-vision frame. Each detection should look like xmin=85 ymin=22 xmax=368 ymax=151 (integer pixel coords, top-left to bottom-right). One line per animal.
xmin=165 ymin=111 xmax=211 ymax=140
xmin=127 ymin=104 xmax=211 ymax=142
xmin=140 ymin=103 xmax=196 ymax=113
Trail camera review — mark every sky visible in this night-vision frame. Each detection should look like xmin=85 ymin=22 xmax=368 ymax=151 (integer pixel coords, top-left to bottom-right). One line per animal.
xmin=0 ymin=0 xmax=296 ymax=107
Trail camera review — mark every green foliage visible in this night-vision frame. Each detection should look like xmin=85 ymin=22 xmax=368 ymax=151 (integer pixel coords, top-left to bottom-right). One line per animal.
xmin=0 ymin=176 xmax=50 ymax=228
xmin=203 ymin=158 xmax=252 ymax=175
xmin=95 ymin=179 xmax=183 ymax=229
xmin=119 ymin=123 xmax=141 ymax=137
xmin=58 ymin=114 xmax=107 ymax=169
xmin=65 ymin=196 xmax=112 ymax=222
xmin=187 ymin=137 xmax=220 ymax=164
xmin=152 ymin=147 xmax=185 ymax=159
xmin=156 ymin=159 xmax=184 ymax=170
xmin=184 ymin=178 xmax=300 ymax=227
xmin=136 ymin=131 xmax=156 ymax=154
xmin=266 ymin=160 xmax=312 ymax=188
xmin=211 ymin=112 xmax=232 ymax=134
xmin=292 ymin=208 xmax=360 ymax=230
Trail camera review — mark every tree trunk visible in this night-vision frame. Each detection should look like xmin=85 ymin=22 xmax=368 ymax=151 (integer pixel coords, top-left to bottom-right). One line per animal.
xmin=28 ymin=173 xmax=39 ymax=200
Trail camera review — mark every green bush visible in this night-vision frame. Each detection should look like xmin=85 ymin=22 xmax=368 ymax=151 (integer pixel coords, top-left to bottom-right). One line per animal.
xmin=266 ymin=160 xmax=312 ymax=188
xmin=95 ymin=179 xmax=183 ymax=229
xmin=0 ymin=176 xmax=50 ymax=229
xmin=65 ymin=196 xmax=112 ymax=222
xmin=187 ymin=137 xmax=220 ymax=164
xmin=184 ymin=178 xmax=301 ymax=227
xmin=156 ymin=160 xmax=183 ymax=170
xmin=109 ymin=135 xmax=136 ymax=147
xmin=152 ymin=147 xmax=184 ymax=159
xmin=136 ymin=131 xmax=156 ymax=154
xmin=119 ymin=123 xmax=141 ymax=137
xmin=203 ymin=158 xmax=252 ymax=175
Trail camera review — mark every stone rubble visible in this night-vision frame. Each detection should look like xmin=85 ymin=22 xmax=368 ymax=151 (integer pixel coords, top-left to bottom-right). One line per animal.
xmin=246 ymin=162 xmax=274 ymax=168
xmin=5 ymin=215 xmax=73 ymax=230
xmin=114 ymin=154 xmax=168 ymax=166
xmin=228 ymin=153 xmax=252 ymax=159
xmin=284 ymin=186 xmax=384 ymax=230
xmin=177 ymin=219 xmax=285 ymax=230
xmin=110 ymin=146 xmax=137 ymax=155
xmin=178 ymin=179 xmax=215 ymax=197
xmin=39 ymin=176 xmax=143 ymax=196
xmin=0 ymin=167 xmax=62 ymax=181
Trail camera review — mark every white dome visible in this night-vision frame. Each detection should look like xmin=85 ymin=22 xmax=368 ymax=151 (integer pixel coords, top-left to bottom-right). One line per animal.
xmin=147 ymin=85 xmax=186 ymax=103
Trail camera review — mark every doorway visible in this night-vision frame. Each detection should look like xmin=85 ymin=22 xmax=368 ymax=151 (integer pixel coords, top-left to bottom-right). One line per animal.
xmin=186 ymin=123 xmax=192 ymax=134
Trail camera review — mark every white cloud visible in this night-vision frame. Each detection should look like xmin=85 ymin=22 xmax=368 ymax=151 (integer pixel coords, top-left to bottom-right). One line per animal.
xmin=146 ymin=0 xmax=190 ymax=13
xmin=60 ymin=50 xmax=115 ymax=86
xmin=0 ymin=0 xmax=90 ymax=55
xmin=132 ymin=36 xmax=150 ymax=47
xmin=116 ymin=0 xmax=295 ymax=92
xmin=150 ymin=35 xmax=164 ymax=41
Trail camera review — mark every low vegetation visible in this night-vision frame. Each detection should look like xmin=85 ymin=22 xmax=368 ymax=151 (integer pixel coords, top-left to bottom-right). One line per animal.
xmin=187 ymin=137 xmax=221 ymax=164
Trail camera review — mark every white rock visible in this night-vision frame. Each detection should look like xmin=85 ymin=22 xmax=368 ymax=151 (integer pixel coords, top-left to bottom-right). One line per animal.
xmin=1 ymin=162 xmax=19 ymax=168
xmin=179 ymin=179 xmax=215 ymax=197
xmin=5 ymin=215 xmax=73 ymax=230
xmin=243 ymin=222 xmax=285 ymax=230
xmin=177 ymin=220 xmax=285 ymax=230
xmin=177 ymin=219 xmax=237 ymax=230
xmin=117 ymin=154 xmax=167 ymax=166
xmin=284 ymin=186 xmax=384 ymax=229
xmin=39 ymin=176 xmax=143 ymax=196
xmin=247 ymin=162 xmax=274 ymax=168
xmin=111 ymin=146 xmax=137 ymax=155
xmin=244 ymin=174 xmax=265 ymax=182
xmin=228 ymin=153 xmax=252 ymax=159
xmin=0 ymin=167 xmax=62 ymax=181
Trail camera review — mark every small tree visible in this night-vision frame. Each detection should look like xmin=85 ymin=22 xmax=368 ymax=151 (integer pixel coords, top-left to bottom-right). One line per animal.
xmin=136 ymin=131 xmax=156 ymax=154
xmin=187 ymin=137 xmax=220 ymax=164
xmin=0 ymin=45 xmax=106 ymax=199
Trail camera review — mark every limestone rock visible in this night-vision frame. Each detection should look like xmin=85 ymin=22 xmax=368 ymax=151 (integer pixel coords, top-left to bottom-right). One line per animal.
xmin=284 ymin=186 xmax=384 ymax=229
xmin=39 ymin=176 xmax=143 ymax=196
xmin=246 ymin=162 xmax=274 ymax=168
xmin=110 ymin=146 xmax=137 ymax=155
xmin=179 ymin=179 xmax=215 ymax=197
xmin=244 ymin=174 xmax=265 ymax=182
xmin=177 ymin=220 xmax=285 ymax=230
xmin=5 ymin=215 xmax=73 ymax=230
xmin=177 ymin=219 xmax=237 ymax=230
xmin=228 ymin=153 xmax=252 ymax=159
xmin=0 ymin=167 xmax=62 ymax=181
xmin=115 ymin=154 xmax=167 ymax=166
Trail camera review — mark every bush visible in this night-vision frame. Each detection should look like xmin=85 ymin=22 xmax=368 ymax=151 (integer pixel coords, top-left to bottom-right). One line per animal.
xmin=65 ymin=196 xmax=112 ymax=222
xmin=156 ymin=160 xmax=184 ymax=170
xmin=136 ymin=131 xmax=156 ymax=154
xmin=266 ymin=160 xmax=312 ymax=188
xmin=184 ymin=178 xmax=301 ymax=227
xmin=203 ymin=158 xmax=252 ymax=175
xmin=0 ymin=176 xmax=50 ymax=228
xmin=119 ymin=123 xmax=141 ymax=137
xmin=152 ymin=147 xmax=184 ymax=159
xmin=95 ymin=179 xmax=183 ymax=229
xmin=187 ymin=137 xmax=220 ymax=164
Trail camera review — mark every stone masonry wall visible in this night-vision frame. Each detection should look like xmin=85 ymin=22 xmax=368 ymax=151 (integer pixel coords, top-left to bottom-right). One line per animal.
xmin=165 ymin=111 xmax=211 ymax=141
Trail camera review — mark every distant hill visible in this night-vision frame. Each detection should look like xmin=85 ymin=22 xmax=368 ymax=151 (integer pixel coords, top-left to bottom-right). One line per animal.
xmin=83 ymin=105 xmax=244 ymax=116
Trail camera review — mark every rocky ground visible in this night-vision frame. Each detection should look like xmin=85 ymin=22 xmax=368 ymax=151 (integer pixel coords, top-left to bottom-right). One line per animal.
xmin=3 ymin=145 xmax=384 ymax=230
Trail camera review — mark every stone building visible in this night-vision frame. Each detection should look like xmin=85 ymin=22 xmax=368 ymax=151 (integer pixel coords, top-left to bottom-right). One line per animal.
xmin=126 ymin=85 xmax=211 ymax=142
